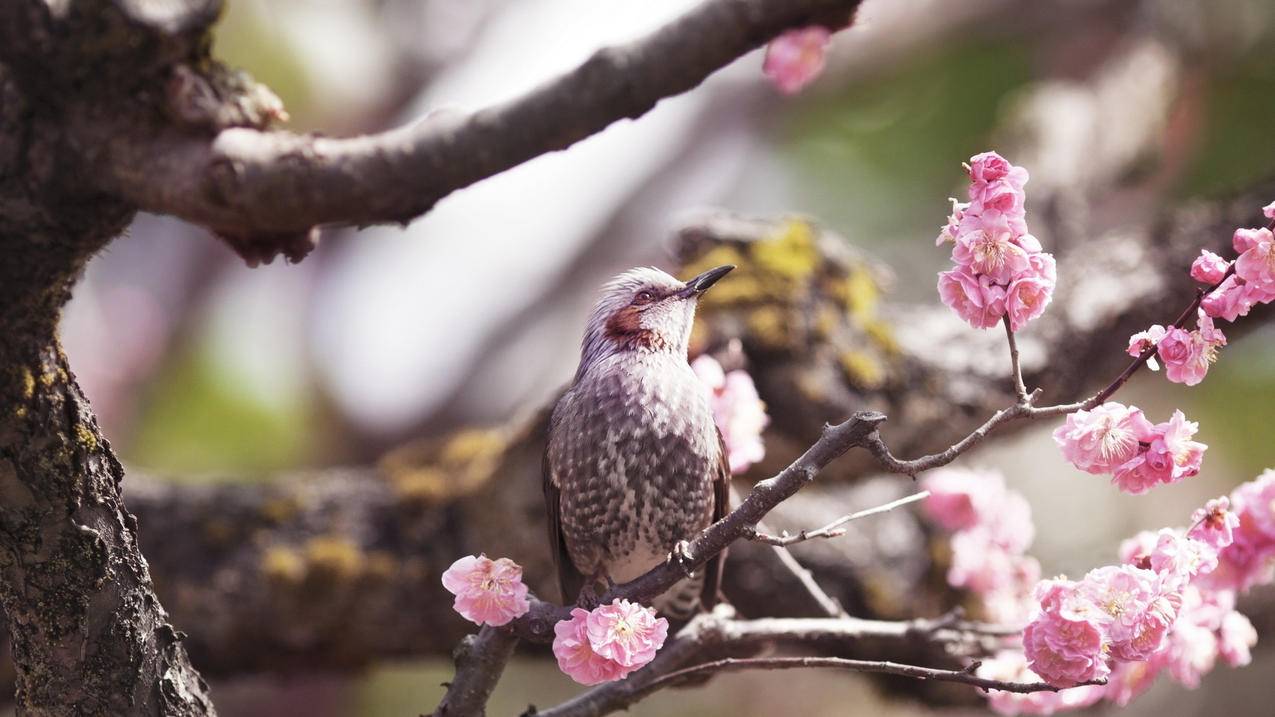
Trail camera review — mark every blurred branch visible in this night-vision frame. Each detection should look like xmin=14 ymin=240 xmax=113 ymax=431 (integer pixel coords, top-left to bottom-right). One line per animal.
xmin=94 ymin=0 xmax=862 ymax=260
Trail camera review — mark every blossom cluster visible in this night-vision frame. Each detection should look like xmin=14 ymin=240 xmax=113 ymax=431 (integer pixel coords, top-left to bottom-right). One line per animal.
xmin=692 ymin=354 xmax=769 ymax=474
xmin=986 ymin=474 xmax=1275 ymax=715
xmin=762 ymin=27 xmax=832 ymax=95
xmin=1125 ymin=198 xmax=1275 ymax=386
xmin=441 ymin=555 xmax=670 ymax=685
xmin=936 ymin=152 xmax=1056 ymax=331
xmin=552 ymin=599 xmax=670 ymax=685
xmin=921 ymin=467 xmax=1039 ymax=624
xmin=1052 ymin=402 xmax=1206 ymax=495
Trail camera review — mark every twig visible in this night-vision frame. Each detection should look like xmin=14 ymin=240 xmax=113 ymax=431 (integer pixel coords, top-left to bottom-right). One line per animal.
xmin=1002 ymin=317 xmax=1030 ymax=404
xmin=643 ymin=656 xmax=1106 ymax=694
xmin=101 ymin=0 xmax=864 ymax=240
xmin=430 ymin=626 xmax=518 ymax=717
xmin=747 ymin=491 xmax=930 ymax=546
xmin=768 ymin=546 xmax=846 ymax=617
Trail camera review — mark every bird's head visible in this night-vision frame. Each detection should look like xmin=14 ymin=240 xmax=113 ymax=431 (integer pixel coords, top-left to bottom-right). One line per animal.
xmin=578 ymin=265 xmax=734 ymax=370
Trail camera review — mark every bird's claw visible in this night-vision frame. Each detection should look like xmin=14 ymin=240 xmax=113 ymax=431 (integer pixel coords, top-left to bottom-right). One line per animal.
xmin=576 ymin=583 xmax=603 ymax=610
xmin=667 ymin=540 xmax=695 ymax=577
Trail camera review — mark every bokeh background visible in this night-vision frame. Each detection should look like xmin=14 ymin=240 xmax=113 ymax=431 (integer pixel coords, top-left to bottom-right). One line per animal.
xmin=46 ymin=0 xmax=1275 ymax=714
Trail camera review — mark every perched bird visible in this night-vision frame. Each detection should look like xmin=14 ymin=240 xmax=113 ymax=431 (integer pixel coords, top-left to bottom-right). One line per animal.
xmin=544 ymin=265 xmax=735 ymax=617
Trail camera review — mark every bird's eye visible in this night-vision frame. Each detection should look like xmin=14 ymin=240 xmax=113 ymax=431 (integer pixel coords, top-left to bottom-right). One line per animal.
xmin=634 ymin=290 xmax=655 ymax=304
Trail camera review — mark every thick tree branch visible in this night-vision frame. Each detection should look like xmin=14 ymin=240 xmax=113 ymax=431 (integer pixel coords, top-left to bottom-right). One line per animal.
xmin=431 ymin=626 xmax=519 ymax=717
xmin=96 ymin=0 xmax=862 ymax=243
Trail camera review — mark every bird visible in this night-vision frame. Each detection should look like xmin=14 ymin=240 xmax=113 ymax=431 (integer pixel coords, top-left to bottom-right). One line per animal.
xmin=544 ymin=265 xmax=735 ymax=617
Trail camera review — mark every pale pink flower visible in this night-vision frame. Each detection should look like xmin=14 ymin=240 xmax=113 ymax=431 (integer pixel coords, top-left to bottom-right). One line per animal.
xmin=441 ymin=555 xmax=530 ymax=627
xmin=1217 ymin=610 xmax=1257 ymax=666
xmin=1126 ymin=324 xmax=1166 ymax=370
xmin=1148 ymin=529 xmax=1216 ymax=588
xmin=585 ymin=599 xmax=668 ymax=668
xmin=1159 ymin=314 xmax=1225 ymax=386
xmin=553 ymin=608 xmax=631 ymax=685
xmin=920 ymin=466 xmax=996 ymax=532
xmin=762 ymin=27 xmax=831 ymax=95
xmin=1078 ymin=565 xmax=1177 ymax=662
xmin=1104 ymin=660 xmax=1162 ymax=707
xmin=1023 ymin=580 xmax=1110 ymax=687
xmin=936 ymin=199 xmax=969 ymax=246
xmin=1052 ymin=402 xmax=1154 ymax=475
xmin=1232 ymin=469 xmax=1275 ymax=540
xmin=978 ymin=650 xmax=1103 ymax=715
xmin=1112 ymin=410 xmax=1206 ymax=494
xmin=938 ymin=265 xmax=1007 ymax=329
xmin=1188 ymin=496 xmax=1239 ymax=551
xmin=969 ymin=178 xmax=1027 ymax=220
xmin=1232 ymin=226 xmax=1271 ymax=253
xmin=1161 ymin=587 xmax=1221 ymax=688
xmin=1119 ymin=530 xmax=1161 ymax=569
xmin=1005 ymin=273 xmax=1054 ymax=331
xmin=953 ymin=228 xmax=1031 ymax=283
xmin=1190 ymin=250 xmax=1230 ymax=284
xmin=1263 ymin=201 xmax=1275 ymax=220
xmin=968 ymin=151 xmax=1029 ymax=188
xmin=1235 ymin=227 xmax=1275 ymax=292
xmin=982 ymin=555 xmax=1041 ymax=625
xmin=1200 ymin=275 xmax=1271 ymax=321
xmin=692 ymin=355 xmax=768 ymax=474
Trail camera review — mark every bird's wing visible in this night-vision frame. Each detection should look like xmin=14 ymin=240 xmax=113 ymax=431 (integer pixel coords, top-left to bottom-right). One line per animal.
xmin=701 ymin=427 xmax=732 ymax=610
xmin=544 ymin=415 xmax=586 ymax=606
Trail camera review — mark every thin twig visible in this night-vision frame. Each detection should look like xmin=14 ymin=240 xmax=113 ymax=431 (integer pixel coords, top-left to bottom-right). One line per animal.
xmin=768 ymin=546 xmax=846 ymax=618
xmin=748 ymin=491 xmax=930 ymax=546
xmin=1002 ymin=317 xmax=1030 ymax=404
xmin=644 ymin=656 xmax=1105 ymax=694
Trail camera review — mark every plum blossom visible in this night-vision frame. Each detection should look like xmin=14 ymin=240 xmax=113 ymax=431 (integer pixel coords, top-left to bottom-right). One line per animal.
xmin=1234 ymin=227 xmax=1275 ymax=291
xmin=585 ymin=599 xmax=669 ymax=668
xmin=553 ymin=600 xmax=669 ymax=685
xmin=1263 ymin=201 xmax=1275 ymax=220
xmin=441 ymin=555 xmax=530 ymax=626
xmin=936 ymin=152 xmax=1055 ymax=330
xmin=1022 ymin=580 xmax=1110 ymax=687
xmin=762 ymin=27 xmax=830 ymax=94
xmin=692 ymin=354 xmax=768 ymax=473
xmin=978 ymin=650 xmax=1104 ymax=715
xmin=1188 ymin=497 xmax=1239 ymax=551
xmin=1052 ymin=402 xmax=1154 ymax=475
xmin=1217 ymin=610 xmax=1257 ymax=666
xmin=1111 ymin=410 xmax=1206 ymax=495
xmin=1190 ymin=250 xmax=1230 ymax=284
xmin=1157 ymin=313 xmax=1225 ymax=386
xmin=1201 ymin=274 xmax=1271 ymax=321
xmin=1077 ymin=565 xmax=1177 ymax=663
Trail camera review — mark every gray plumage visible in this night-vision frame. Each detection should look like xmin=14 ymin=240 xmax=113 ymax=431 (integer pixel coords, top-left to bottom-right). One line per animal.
xmin=544 ymin=266 xmax=733 ymax=616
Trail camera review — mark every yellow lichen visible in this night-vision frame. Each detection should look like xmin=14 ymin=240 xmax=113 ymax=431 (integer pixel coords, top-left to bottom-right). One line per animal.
xmin=380 ymin=427 xmax=507 ymax=504
xmin=74 ymin=424 xmax=97 ymax=452
xmin=260 ymin=496 xmax=300 ymax=524
xmin=838 ymin=270 xmax=879 ymax=322
xmin=262 ymin=546 xmax=305 ymax=584
xmin=751 ymin=219 xmax=819 ymax=281
xmin=19 ymin=368 xmax=34 ymax=399
xmin=840 ymin=350 xmax=885 ymax=389
xmin=813 ymin=307 xmax=840 ymax=340
xmin=861 ymin=317 xmax=900 ymax=355
xmin=745 ymin=306 xmax=792 ymax=349
xmin=364 ymin=551 xmax=398 ymax=580
xmin=389 ymin=466 xmax=450 ymax=502
xmin=304 ymin=536 xmax=363 ymax=580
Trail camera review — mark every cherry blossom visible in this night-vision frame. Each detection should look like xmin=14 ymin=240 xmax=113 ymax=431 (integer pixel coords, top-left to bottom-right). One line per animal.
xmin=1188 ymin=496 xmax=1239 ymax=551
xmin=762 ymin=27 xmax=831 ymax=94
xmin=553 ymin=601 xmax=668 ymax=685
xmin=552 ymin=608 xmax=633 ymax=685
xmin=1190 ymin=250 xmax=1230 ymax=284
xmin=978 ymin=650 xmax=1104 ymax=716
xmin=1052 ymin=402 xmax=1154 ymax=475
xmin=441 ymin=555 xmax=531 ymax=627
xmin=692 ymin=354 xmax=768 ymax=474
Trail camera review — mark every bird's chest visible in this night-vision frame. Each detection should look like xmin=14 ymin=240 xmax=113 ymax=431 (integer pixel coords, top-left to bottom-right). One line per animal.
xmin=554 ymin=362 xmax=716 ymax=559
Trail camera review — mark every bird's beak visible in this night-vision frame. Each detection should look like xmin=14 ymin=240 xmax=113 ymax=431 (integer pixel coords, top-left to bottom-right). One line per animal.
xmin=676 ymin=265 xmax=734 ymax=299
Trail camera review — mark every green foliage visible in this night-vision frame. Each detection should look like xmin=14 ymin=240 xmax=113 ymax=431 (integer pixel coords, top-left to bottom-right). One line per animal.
xmin=1178 ymin=50 xmax=1275 ymax=198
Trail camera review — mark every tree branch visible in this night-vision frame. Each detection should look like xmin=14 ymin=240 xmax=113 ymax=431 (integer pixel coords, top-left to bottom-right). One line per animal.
xmin=746 ymin=491 xmax=930 ymax=546
xmin=431 ymin=626 xmax=519 ymax=717
xmin=97 ymin=0 xmax=863 ymax=244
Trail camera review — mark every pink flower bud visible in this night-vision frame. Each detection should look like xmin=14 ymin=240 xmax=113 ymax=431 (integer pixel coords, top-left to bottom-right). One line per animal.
xmin=762 ymin=27 xmax=831 ymax=95
xmin=441 ymin=555 xmax=530 ymax=627
xmin=1189 ymin=250 xmax=1230 ymax=284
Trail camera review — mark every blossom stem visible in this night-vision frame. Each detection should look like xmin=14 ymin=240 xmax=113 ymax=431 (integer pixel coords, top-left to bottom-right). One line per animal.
xmin=747 ymin=491 xmax=931 ymax=546
xmin=1002 ymin=316 xmax=1030 ymax=404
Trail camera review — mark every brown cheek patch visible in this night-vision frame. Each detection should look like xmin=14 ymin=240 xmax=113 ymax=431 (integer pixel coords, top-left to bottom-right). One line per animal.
xmin=605 ymin=305 xmax=667 ymax=351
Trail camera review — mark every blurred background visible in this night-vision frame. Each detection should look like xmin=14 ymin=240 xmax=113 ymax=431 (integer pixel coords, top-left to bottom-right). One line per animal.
xmin=48 ymin=0 xmax=1275 ymax=714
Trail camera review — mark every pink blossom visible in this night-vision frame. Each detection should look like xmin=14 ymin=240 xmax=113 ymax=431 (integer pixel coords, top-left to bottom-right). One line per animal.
xmin=938 ymin=265 xmax=1007 ymax=329
xmin=1119 ymin=530 xmax=1160 ymax=569
xmin=1126 ymin=324 xmax=1166 ymax=370
xmin=1147 ymin=529 xmax=1216 ymax=588
xmin=1200 ymin=275 xmax=1270 ymax=321
xmin=1158 ymin=314 xmax=1225 ymax=386
xmin=920 ymin=467 xmax=995 ymax=532
xmin=1188 ymin=496 xmax=1239 ymax=551
xmin=1005 ymin=274 xmax=1054 ymax=331
xmin=1231 ymin=469 xmax=1275 ymax=540
xmin=1263 ymin=201 xmax=1275 ymax=220
xmin=1103 ymin=660 xmax=1162 ymax=707
xmin=1111 ymin=410 xmax=1206 ymax=494
xmin=1217 ymin=610 xmax=1257 ymax=666
xmin=441 ymin=555 xmax=530 ymax=627
xmin=952 ymin=228 xmax=1031 ymax=283
xmin=1232 ymin=227 xmax=1271 ymax=253
xmin=969 ymin=179 xmax=1027 ymax=220
xmin=762 ymin=27 xmax=831 ymax=94
xmin=1190 ymin=250 xmax=1230 ymax=284
xmin=1077 ymin=565 xmax=1177 ymax=662
xmin=1022 ymin=580 xmax=1110 ymax=687
xmin=1052 ymin=402 xmax=1154 ymax=475
xmin=982 ymin=555 xmax=1041 ymax=625
xmin=978 ymin=651 xmax=1103 ymax=715
xmin=692 ymin=355 xmax=768 ymax=474
xmin=553 ymin=608 xmax=632 ymax=685
xmin=585 ymin=599 xmax=669 ymax=668
xmin=1160 ymin=587 xmax=1221 ymax=688
xmin=936 ymin=199 xmax=970 ymax=246
xmin=968 ymin=151 xmax=1029 ymax=188
xmin=1235 ymin=227 xmax=1275 ymax=292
